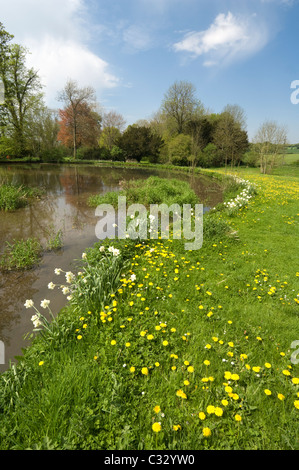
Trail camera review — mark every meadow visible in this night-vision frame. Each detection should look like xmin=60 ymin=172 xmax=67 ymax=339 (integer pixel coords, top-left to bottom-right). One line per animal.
xmin=0 ymin=166 xmax=298 ymax=450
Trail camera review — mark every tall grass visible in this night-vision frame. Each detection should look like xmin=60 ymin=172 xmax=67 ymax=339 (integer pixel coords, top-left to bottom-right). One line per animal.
xmin=0 ymin=183 xmax=42 ymax=211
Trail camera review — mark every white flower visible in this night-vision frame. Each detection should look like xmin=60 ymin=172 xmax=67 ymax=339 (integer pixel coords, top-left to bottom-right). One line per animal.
xmin=112 ymin=248 xmax=120 ymax=256
xmin=31 ymin=314 xmax=42 ymax=328
xmin=40 ymin=299 xmax=50 ymax=309
xmin=54 ymin=268 xmax=62 ymax=275
xmin=48 ymin=282 xmax=55 ymax=290
xmin=99 ymin=245 xmax=105 ymax=252
xmin=130 ymin=274 xmax=136 ymax=281
xmin=82 ymin=252 xmax=87 ymax=259
xmin=62 ymin=286 xmax=70 ymax=295
xmin=67 ymin=295 xmax=73 ymax=301
xmin=24 ymin=299 xmax=34 ymax=309
xmin=65 ymin=271 xmax=75 ymax=284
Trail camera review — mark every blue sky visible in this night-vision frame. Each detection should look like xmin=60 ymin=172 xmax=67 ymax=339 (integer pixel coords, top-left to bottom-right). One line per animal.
xmin=1 ymin=0 xmax=299 ymax=142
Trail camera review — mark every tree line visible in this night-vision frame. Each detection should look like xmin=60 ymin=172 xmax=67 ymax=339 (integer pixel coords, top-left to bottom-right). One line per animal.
xmin=0 ymin=23 xmax=288 ymax=173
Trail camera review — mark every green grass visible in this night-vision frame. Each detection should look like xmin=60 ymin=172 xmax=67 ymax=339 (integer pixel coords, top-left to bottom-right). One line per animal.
xmin=0 ymin=167 xmax=298 ymax=450
xmin=0 ymin=183 xmax=42 ymax=211
xmin=0 ymin=238 xmax=43 ymax=271
xmin=88 ymin=176 xmax=199 ymax=208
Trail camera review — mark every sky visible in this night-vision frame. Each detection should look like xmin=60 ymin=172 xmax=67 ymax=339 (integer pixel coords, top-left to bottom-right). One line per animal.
xmin=1 ymin=0 xmax=299 ymax=142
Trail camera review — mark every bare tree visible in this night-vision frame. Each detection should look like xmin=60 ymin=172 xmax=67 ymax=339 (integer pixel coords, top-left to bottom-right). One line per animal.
xmin=254 ymin=120 xmax=287 ymax=174
xmin=58 ymin=79 xmax=96 ymax=158
xmin=161 ymin=80 xmax=205 ymax=134
xmin=222 ymin=104 xmax=247 ymax=131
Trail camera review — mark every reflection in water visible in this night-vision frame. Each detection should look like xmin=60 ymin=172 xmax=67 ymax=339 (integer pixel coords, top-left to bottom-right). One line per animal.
xmin=0 ymin=164 xmax=223 ymax=372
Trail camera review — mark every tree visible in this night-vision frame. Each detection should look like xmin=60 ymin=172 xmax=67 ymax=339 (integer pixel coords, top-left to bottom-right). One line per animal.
xmin=57 ymin=101 xmax=101 ymax=152
xmin=0 ymin=43 xmax=43 ymax=156
xmin=99 ymin=110 xmax=126 ymax=151
xmin=161 ymin=80 xmax=205 ymax=135
xmin=57 ymin=79 xmax=96 ymax=158
xmin=118 ymin=125 xmax=163 ymax=162
xmin=222 ymin=104 xmax=247 ymax=131
xmin=254 ymin=120 xmax=287 ymax=174
xmin=167 ymin=134 xmax=192 ymax=166
xmin=213 ymin=112 xmax=249 ymax=167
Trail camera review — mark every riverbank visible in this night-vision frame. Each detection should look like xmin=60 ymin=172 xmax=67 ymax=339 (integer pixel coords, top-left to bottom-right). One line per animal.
xmin=0 ymin=166 xmax=298 ymax=450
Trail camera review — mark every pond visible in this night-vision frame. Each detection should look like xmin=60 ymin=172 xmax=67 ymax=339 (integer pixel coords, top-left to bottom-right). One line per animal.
xmin=0 ymin=163 xmax=223 ymax=372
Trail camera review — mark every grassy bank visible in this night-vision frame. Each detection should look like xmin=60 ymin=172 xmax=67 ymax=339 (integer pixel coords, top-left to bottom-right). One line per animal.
xmin=0 ymin=168 xmax=298 ymax=450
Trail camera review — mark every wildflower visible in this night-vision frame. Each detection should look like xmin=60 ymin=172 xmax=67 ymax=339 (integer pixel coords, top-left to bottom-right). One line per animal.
xmin=277 ymin=393 xmax=285 ymax=401
xmin=54 ymin=268 xmax=62 ymax=275
xmin=77 ymin=335 xmax=82 ymax=340
xmin=152 ymin=422 xmax=161 ymax=433
xmin=147 ymin=334 xmax=154 ymax=340
xmin=82 ymin=252 xmax=87 ymax=259
xmin=187 ymin=366 xmax=194 ymax=373
xmin=207 ymin=405 xmax=215 ymax=414
xmin=294 ymin=400 xmax=299 ymax=409
xmin=224 ymin=371 xmax=232 ymax=380
xmin=282 ymin=369 xmax=291 ymax=376
xmin=252 ymin=366 xmax=261 ymax=373
xmin=40 ymin=299 xmax=50 ymax=309
xmin=184 ymin=380 xmax=190 ymax=386
xmin=125 ymin=342 xmax=131 ymax=347
xmin=202 ymin=427 xmax=211 ymax=437
xmin=62 ymin=287 xmax=70 ymax=295
xmin=155 ymin=362 xmax=160 ymax=367
xmin=231 ymin=374 xmax=240 ymax=381
xmin=198 ymin=412 xmax=206 ymax=420
xmin=265 ymin=363 xmax=272 ymax=369
xmin=176 ymin=389 xmax=187 ymax=399
xmin=215 ymin=407 xmax=223 ymax=417
xmin=173 ymin=424 xmax=181 ymax=431
xmin=65 ymin=271 xmax=75 ymax=284
xmin=24 ymin=299 xmax=34 ymax=309
xmin=110 ymin=340 xmax=116 ymax=345
xmin=38 ymin=361 xmax=44 ymax=366
xmin=141 ymin=367 xmax=149 ymax=376
xmin=221 ymin=399 xmax=229 ymax=407
xmin=99 ymin=245 xmax=105 ymax=252
xmin=264 ymin=389 xmax=272 ymax=396
xmin=153 ymin=406 xmax=161 ymax=413
xmin=292 ymin=378 xmax=299 ymax=385
xmin=235 ymin=414 xmax=242 ymax=422
xmin=204 ymin=360 xmax=210 ymax=366
xmin=48 ymin=282 xmax=55 ymax=290
xmin=130 ymin=367 xmax=135 ymax=373
xmin=162 ymin=340 xmax=169 ymax=346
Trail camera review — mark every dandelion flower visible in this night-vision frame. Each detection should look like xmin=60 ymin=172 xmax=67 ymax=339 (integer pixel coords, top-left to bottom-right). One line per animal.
xmin=292 ymin=378 xmax=299 ymax=385
xmin=215 ymin=407 xmax=223 ymax=417
xmin=264 ymin=389 xmax=272 ymax=396
xmin=130 ymin=367 xmax=135 ymax=373
xmin=176 ymin=389 xmax=187 ymax=399
xmin=173 ymin=424 xmax=181 ymax=431
xmin=198 ymin=412 xmax=206 ymax=420
xmin=277 ymin=393 xmax=285 ymax=401
xmin=141 ymin=367 xmax=149 ymax=376
xmin=235 ymin=414 xmax=242 ymax=422
xmin=294 ymin=400 xmax=299 ymax=409
xmin=152 ymin=422 xmax=161 ymax=433
xmin=38 ymin=361 xmax=44 ymax=366
xmin=207 ymin=405 xmax=215 ymax=414
xmin=162 ymin=340 xmax=169 ymax=346
xmin=110 ymin=340 xmax=116 ymax=345
xmin=153 ymin=406 xmax=161 ymax=413
xmin=202 ymin=427 xmax=211 ymax=437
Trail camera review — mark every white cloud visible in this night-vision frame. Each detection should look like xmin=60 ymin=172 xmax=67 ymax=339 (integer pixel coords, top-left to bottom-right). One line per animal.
xmin=173 ymin=11 xmax=269 ymax=67
xmin=1 ymin=0 xmax=120 ymax=107
xmin=122 ymin=25 xmax=153 ymax=53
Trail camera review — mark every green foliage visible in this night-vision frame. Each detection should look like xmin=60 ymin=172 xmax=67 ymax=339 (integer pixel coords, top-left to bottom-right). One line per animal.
xmin=0 ymin=183 xmax=41 ymax=211
xmin=88 ymin=176 xmax=199 ymax=208
xmin=167 ymin=134 xmax=192 ymax=166
xmin=118 ymin=125 xmax=163 ymax=162
xmin=0 ymin=238 xmax=42 ymax=270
